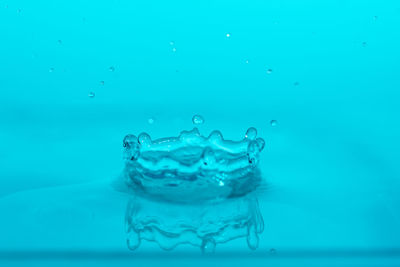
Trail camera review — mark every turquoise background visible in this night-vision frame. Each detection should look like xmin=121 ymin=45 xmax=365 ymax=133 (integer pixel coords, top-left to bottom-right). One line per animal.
xmin=1 ymin=0 xmax=400 ymax=265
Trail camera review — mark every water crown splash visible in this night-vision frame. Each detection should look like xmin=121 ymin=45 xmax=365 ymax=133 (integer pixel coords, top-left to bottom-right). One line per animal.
xmin=122 ymin=127 xmax=265 ymax=202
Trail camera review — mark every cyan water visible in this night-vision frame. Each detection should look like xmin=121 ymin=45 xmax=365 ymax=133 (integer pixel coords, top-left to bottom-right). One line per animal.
xmin=1 ymin=0 xmax=400 ymax=266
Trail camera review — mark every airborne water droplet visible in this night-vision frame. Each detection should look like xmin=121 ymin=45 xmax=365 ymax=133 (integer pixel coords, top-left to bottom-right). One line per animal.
xmin=192 ymin=115 xmax=204 ymax=125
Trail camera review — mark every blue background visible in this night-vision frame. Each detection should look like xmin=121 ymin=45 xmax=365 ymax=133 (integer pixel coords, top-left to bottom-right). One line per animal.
xmin=0 ymin=0 xmax=400 ymax=265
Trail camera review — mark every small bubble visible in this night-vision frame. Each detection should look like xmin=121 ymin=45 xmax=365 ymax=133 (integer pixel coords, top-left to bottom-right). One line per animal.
xmin=170 ymin=41 xmax=175 ymax=45
xmin=100 ymin=81 xmax=105 ymax=85
xmin=49 ymin=67 xmax=54 ymax=73
xmin=148 ymin=118 xmax=155 ymax=124
xmin=270 ymin=120 xmax=278 ymax=127
xmin=362 ymin=41 xmax=367 ymax=47
xmin=218 ymin=180 xmax=225 ymax=186
xmin=266 ymin=69 xmax=273 ymax=74
xmin=109 ymin=66 xmax=115 ymax=72
xmin=88 ymin=92 xmax=95 ymax=98
xmin=373 ymin=16 xmax=378 ymax=20
xmin=57 ymin=39 xmax=62 ymax=44
xmin=269 ymin=248 xmax=277 ymax=254
xmin=192 ymin=114 xmax=204 ymax=125
xmin=294 ymin=81 xmax=300 ymax=86
xmin=17 ymin=8 xmax=21 ymax=13
xmin=172 ymin=47 xmax=177 ymax=52
xmin=245 ymin=59 xmax=249 ymax=64
xmin=226 ymin=33 xmax=231 ymax=38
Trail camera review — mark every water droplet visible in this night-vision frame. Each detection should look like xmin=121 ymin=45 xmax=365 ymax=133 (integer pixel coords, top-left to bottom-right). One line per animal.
xmin=148 ymin=118 xmax=155 ymax=124
xmin=88 ymin=92 xmax=95 ymax=98
xmin=138 ymin=132 xmax=152 ymax=146
xmin=270 ymin=120 xmax=278 ymax=127
xmin=100 ymin=81 xmax=105 ymax=85
xmin=192 ymin=114 xmax=204 ymax=125
xmin=247 ymin=141 xmax=259 ymax=166
xmin=245 ymin=127 xmax=257 ymax=140
xmin=123 ymin=134 xmax=138 ymax=148
xmin=266 ymin=69 xmax=273 ymax=74
xmin=294 ymin=81 xmax=300 ymax=86
xmin=169 ymin=41 xmax=175 ymax=45
xmin=109 ymin=66 xmax=115 ymax=72
xmin=208 ymin=130 xmax=223 ymax=143
xmin=203 ymin=147 xmax=216 ymax=167
xmin=127 ymin=231 xmax=140 ymax=251
xmin=247 ymin=224 xmax=259 ymax=250
xmin=256 ymin=138 xmax=266 ymax=151
xmin=172 ymin=47 xmax=177 ymax=52
xmin=123 ymin=134 xmax=140 ymax=160
xmin=49 ymin=67 xmax=54 ymax=73
xmin=226 ymin=33 xmax=231 ymax=38
xmin=201 ymin=237 xmax=216 ymax=254
xmin=245 ymin=59 xmax=249 ymax=64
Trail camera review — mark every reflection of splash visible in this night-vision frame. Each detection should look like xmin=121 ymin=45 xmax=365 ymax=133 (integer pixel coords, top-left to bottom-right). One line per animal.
xmin=122 ymin=127 xmax=265 ymax=202
xmin=125 ymin=193 xmax=264 ymax=253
